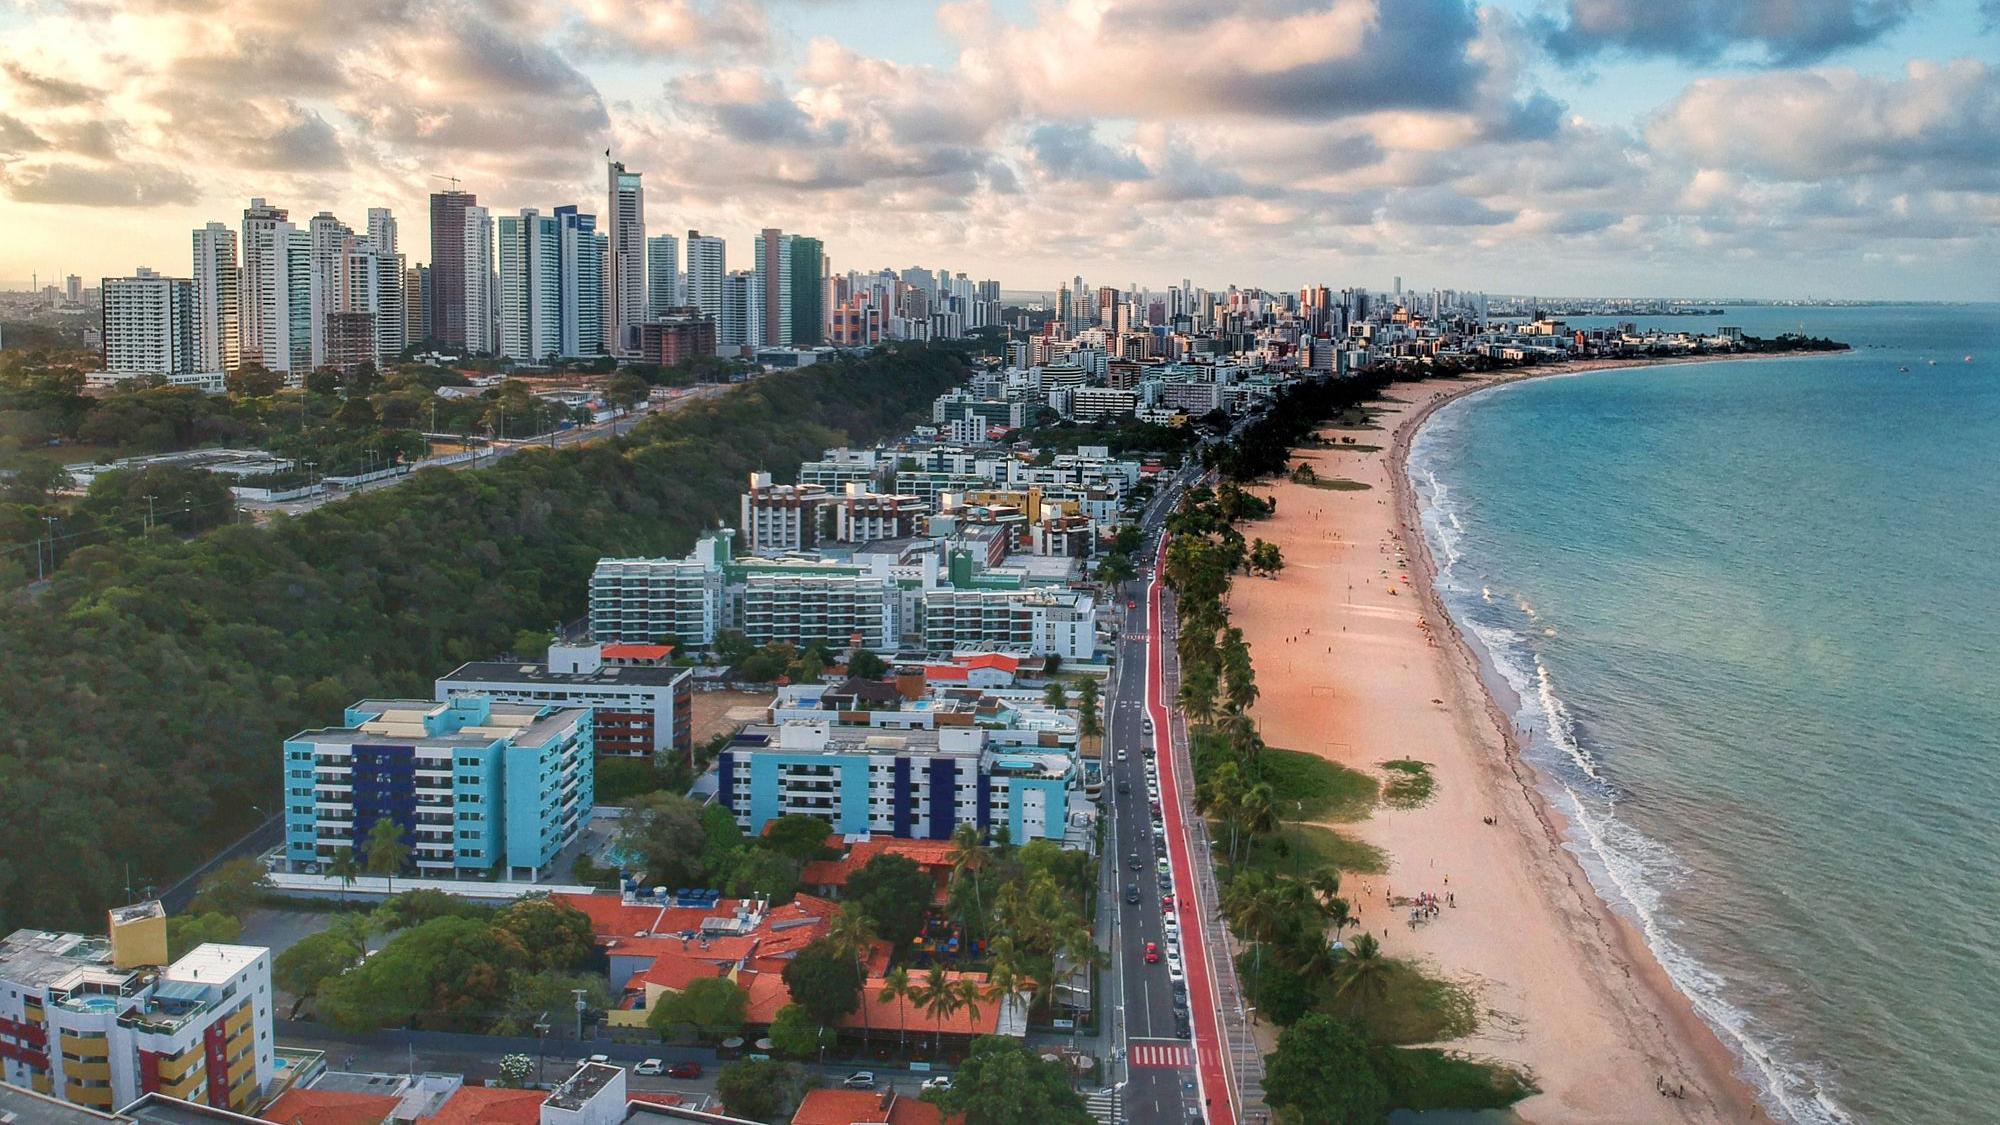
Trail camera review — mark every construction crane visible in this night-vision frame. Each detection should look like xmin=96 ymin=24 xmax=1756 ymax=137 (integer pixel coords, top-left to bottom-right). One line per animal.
xmin=429 ymin=173 xmax=463 ymax=191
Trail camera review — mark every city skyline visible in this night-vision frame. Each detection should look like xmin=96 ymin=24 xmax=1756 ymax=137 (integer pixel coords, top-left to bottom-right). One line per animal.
xmin=0 ymin=1 xmax=1998 ymax=300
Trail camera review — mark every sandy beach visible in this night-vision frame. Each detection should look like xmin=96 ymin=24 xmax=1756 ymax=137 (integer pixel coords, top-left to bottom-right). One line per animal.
xmin=1225 ymin=359 xmax=1772 ymax=1123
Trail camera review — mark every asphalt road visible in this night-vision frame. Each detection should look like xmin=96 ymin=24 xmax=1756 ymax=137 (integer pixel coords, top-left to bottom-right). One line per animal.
xmin=1101 ymin=466 xmax=1205 ymax=1125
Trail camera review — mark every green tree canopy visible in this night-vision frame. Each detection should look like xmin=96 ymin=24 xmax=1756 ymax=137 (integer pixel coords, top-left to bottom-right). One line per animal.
xmin=927 ymin=1036 xmax=1091 ymax=1125
xmin=493 ymin=897 xmax=596 ymax=973
xmin=166 ymin=912 xmax=242 ymax=959
xmin=649 ymin=976 xmax=747 ymax=1040
xmin=844 ymin=853 xmax=931 ymax=947
xmin=273 ymin=929 xmax=364 ymax=1017
xmin=715 ymin=1060 xmax=808 ymax=1122
xmin=617 ymin=793 xmax=710 ymax=888
xmin=187 ymin=858 xmax=270 ymax=917
xmin=723 ymin=848 xmax=800 ymax=904
xmin=766 ymin=1003 xmax=830 ymax=1058
xmin=781 ymin=939 xmax=863 ymax=1028
xmin=1263 ymin=1014 xmax=1388 ymax=1125
xmin=763 ymin=814 xmax=835 ymax=864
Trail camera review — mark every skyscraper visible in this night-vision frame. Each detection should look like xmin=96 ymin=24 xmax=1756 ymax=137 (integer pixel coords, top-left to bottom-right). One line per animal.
xmin=429 ymin=189 xmax=476 ymax=346
xmin=405 ymin=264 xmax=429 ymax=349
xmin=307 ymin=211 xmax=354 ymax=368
xmin=497 ymin=209 xmax=560 ymax=361
xmin=347 ymin=242 xmax=405 ymax=365
xmin=605 ymin=159 xmax=646 ymax=356
xmin=719 ymin=270 xmax=759 ymax=356
xmin=684 ymin=231 xmax=725 ymax=324
xmin=191 ymin=222 xmax=240 ymax=373
xmin=239 ymin=198 xmax=288 ymax=368
xmin=646 ymin=234 xmax=680 ymax=316
xmin=462 ymin=204 xmax=495 ymax=354
xmin=556 ymin=206 xmax=605 ymax=360
xmin=100 ymin=268 xmax=196 ymax=377
xmin=789 ymin=236 xmax=824 ymax=346
xmin=367 ymin=207 xmax=398 ymax=257
xmin=754 ymin=228 xmax=792 ymax=347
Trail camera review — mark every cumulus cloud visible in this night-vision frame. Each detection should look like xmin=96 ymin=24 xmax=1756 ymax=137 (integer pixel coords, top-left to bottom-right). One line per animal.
xmin=0 ymin=113 xmax=49 ymax=154
xmin=1539 ymin=0 xmax=1913 ymax=65
xmin=1388 ymin=186 xmax=1515 ymax=226
xmin=1 ymin=61 xmax=99 ymax=107
xmin=1649 ymin=59 xmax=2000 ymax=180
xmin=1 ymin=161 xmax=199 ymax=207
xmin=1026 ymin=123 xmax=1149 ymax=182
xmin=564 ymin=0 xmax=768 ymax=59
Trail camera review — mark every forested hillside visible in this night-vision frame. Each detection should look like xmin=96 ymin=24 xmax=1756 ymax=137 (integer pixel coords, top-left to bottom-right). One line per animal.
xmin=0 ymin=342 xmax=972 ymax=929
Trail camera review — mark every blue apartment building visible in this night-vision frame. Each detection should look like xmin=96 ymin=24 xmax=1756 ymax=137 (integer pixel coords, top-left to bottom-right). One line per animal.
xmin=283 ymin=697 xmax=593 ymax=881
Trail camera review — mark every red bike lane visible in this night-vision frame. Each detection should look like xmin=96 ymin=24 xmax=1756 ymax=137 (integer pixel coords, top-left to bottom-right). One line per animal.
xmin=1147 ymin=535 xmax=1238 ymax=1125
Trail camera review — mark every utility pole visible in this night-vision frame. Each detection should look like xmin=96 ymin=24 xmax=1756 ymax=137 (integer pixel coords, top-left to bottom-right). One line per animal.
xmin=143 ymin=493 xmax=158 ymax=537
xmin=41 ymin=515 xmax=58 ymax=575
xmin=572 ymin=988 xmax=588 ymax=1043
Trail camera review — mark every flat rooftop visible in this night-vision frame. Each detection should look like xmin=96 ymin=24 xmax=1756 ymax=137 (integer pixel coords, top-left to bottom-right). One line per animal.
xmin=0 ymin=1080 xmax=129 ymax=1125
xmin=441 ymin=660 xmax=690 ymax=689
xmin=0 ymin=929 xmax=118 ymax=989
xmin=164 ymin=943 xmax=262 ymax=984
xmin=546 ymin=1063 xmax=622 ymax=1111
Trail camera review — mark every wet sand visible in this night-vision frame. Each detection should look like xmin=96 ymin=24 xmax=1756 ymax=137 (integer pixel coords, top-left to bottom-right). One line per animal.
xmin=1226 ymin=361 xmax=1772 ymax=1123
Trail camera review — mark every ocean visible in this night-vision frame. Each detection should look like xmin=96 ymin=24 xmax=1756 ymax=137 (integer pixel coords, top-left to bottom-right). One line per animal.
xmin=1406 ymin=305 xmax=2000 ymax=1125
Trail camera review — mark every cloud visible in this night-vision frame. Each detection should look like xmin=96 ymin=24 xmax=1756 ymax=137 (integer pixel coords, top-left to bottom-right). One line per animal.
xmin=1026 ymin=123 xmax=1149 ymax=182
xmin=0 ymin=113 xmax=50 ymax=154
xmin=1 ymin=61 xmax=100 ymax=107
xmin=1649 ymin=59 xmax=2000 ymax=181
xmin=564 ymin=0 xmax=768 ymax=59
xmin=1 ymin=161 xmax=199 ymax=207
xmin=1388 ymin=185 xmax=1515 ymax=226
xmin=1539 ymin=0 xmax=1914 ymax=65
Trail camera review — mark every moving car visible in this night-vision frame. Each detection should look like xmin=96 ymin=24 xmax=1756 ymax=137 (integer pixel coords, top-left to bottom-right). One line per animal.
xmin=922 ymin=1076 xmax=953 ymax=1092
xmin=1118 ymin=779 xmax=1131 ymax=794
xmin=1125 ymin=886 xmax=1141 ymax=905
xmin=667 ymin=1062 xmax=702 ymax=1080
xmin=633 ymin=1059 xmax=664 ymax=1076
xmin=1128 ymin=853 xmax=1142 ymax=871
xmin=842 ymin=1072 xmax=876 ymax=1089
xmin=1144 ymin=942 xmax=1160 ymax=964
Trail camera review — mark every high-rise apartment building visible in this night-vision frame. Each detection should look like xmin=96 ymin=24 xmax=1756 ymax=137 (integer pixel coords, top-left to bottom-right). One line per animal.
xmin=345 ymin=243 xmax=405 ymax=366
xmin=555 ymin=206 xmax=605 ymax=360
xmin=497 ymin=208 xmax=560 ymax=361
xmin=684 ymin=231 xmax=725 ymax=325
xmin=100 ymin=268 xmax=196 ymax=376
xmin=755 ymin=228 xmax=792 ymax=347
xmin=462 ymin=205 xmax=494 ymax=353
xmin=646 ymin=233 xmax=680 ymax=316
xmin=239 ymin=198 xmax=288 ymax=369
xmin=605 ymin=160 xmax=645 ymax=356
xmin=719 ymin=270 xmax=760 ymax=356
xmin=789 ymin=236 xmax=824 ymax=346
xmin=428 ymin=189 xmax=476 ymax=346
xmin=190 ymin=223 xmax=240 ymax=373
xmin=366 ymin=207 xmax=397 ymax=256
xmin=306 ymin=211 xmax=354 ymax=368
xmin=405 ymin=263 xmax=429 ymax=348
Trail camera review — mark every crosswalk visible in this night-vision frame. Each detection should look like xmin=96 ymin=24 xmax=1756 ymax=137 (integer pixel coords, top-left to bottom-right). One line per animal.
xmin=1083 ymin=1086 xmax=1122 ymax=1124
xmin=1128 ymin=1041 xmax=1194 ymax=1069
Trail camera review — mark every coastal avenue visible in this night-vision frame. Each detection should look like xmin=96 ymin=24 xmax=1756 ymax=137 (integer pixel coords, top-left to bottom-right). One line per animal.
xmin=1097 ymin=459 xmax=1242 ymax=1125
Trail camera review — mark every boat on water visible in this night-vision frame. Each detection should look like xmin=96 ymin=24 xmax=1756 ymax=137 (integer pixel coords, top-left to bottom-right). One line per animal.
xmin=1899 ymin=365 xmax=1910 ymax=373
xmin=1966 ymin=355 xmax=1975 ymax=364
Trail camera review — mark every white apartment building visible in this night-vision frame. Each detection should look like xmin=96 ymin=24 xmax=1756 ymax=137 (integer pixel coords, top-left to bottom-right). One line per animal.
xmin=238 ymin=198 xmax=287 ymax=371
xmin=920 ymin=589 xmax=1098 ymax=661
xmin=797 ymin=448 xmax=881 ymax=490
xmin=99 ymin=269 xmax=197 ymax=379
xmin=739 ymin=472 xmax=833 ymax=555
xmin=191 ymin=223 xmax=240 ymax=373
xmin=833 ymin=484 xmax=926 ymax=544
xmin=366 ymin=207 xmax=398 ymax=256
xmin=718 ymin=271 xmax=760 ymax=355
xmin=462 ymin=205 xmax=495 ymax=354
xmin=589 ymin=532 xmax=732 ymax=647
xmin=738 ymin=569 xmax=894 ymax=650
xmin=499 ymin=209 xmax=561 ymax=361
xmin=0 ymin=904 xmax=274 ymax=1116
xmin=684 ymin=231 xmax=724 ymax=325
xmin=605 ymin=161 xmax=645 ymax=356
xmin=645 ymin=234 xmax=680 ymax=314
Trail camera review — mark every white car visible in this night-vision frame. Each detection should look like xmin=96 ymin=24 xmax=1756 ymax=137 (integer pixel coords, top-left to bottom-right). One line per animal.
xmin=1156 ymin=857 xmax=1170 ymax=875
xmin=921 ymin=1076 xmax=953 ymax=1092
xmin=633 ymin=1059 xmax=664 ymax=1076
xmin=1164 ymin=915 xmax=1179 ymax=934
xmin=1168 ymin=961 xmax=1186 ymax=983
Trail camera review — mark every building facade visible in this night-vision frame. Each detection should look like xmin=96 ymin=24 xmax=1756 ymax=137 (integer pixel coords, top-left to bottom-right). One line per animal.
xmin=739 ymin=473 xmax=832 ymax=555
xmin=282 ymin=697 xmax=593 ymax=881
xmin=100 ymin=270 xmax=197 ymax=378
xmin=437 ymin=643 xmax=692 ymax=762
xmin=605 ymin=161 xmax=645 ymax=356
xmin=919 ymin=589 xmax=1097 ymax=661
xmin=645 ymin=234 xmax=679 ymax=316
xmin=0 ymin=904 xmax=273 ymax=1115
xmin=636 ymin=309 xmax=714 ymax=367
xmin=190 ymin=224 xmax=240 ymax=374
xmin=428 ymin=189 xmax=476 ymax=347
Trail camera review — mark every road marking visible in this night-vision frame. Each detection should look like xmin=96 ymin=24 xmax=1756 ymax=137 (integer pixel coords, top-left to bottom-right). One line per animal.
xmin=1128 ymin=1042 xmax=1194 ymax=1069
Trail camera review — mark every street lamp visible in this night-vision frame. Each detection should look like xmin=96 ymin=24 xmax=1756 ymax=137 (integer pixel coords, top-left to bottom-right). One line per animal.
xmin=534 ymin=1016 xmax=551 ymax=1087
xmin=573 ymin=988 xmax=588 ymax=1043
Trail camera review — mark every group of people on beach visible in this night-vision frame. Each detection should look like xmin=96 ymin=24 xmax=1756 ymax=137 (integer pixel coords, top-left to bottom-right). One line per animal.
xmin=1402 ymin=889 xmax=1454 ymax=928
xmin=1656 ymin=1075 xmax=1688 ymax=1100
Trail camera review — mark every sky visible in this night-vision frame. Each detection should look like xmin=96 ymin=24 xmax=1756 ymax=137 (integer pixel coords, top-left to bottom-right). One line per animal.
xmin=1 ymin=0 xmax=1997 ymax=300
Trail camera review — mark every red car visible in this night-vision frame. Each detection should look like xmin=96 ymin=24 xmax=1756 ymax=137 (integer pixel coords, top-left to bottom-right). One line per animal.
xmin=1161 ymin=894 xmax=1176 ymax=912
xmin=666 ymin=1062 xmax=702 ymax=1079
xmin=1144 ymin=942 xmax=1160 ymax=964
xmin=1127 ymin=601 xmax=1137 ymax=609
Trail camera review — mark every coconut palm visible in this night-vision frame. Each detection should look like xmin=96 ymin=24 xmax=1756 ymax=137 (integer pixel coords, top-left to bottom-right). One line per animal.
xmin=1333 ymin=933 xmax=1393 ymax=1013
xmin=829 ymin=904 xmax=877 ymax=1045
xmin=948 ymin=823 xmax=989 ymax=919
xmin=327 ymin=847 xmax=360 ymax=907
xmin=877 ymin=967 xmax=914 ymax=1049
xmin=917 ymin=967 xmax=959 ymax=1053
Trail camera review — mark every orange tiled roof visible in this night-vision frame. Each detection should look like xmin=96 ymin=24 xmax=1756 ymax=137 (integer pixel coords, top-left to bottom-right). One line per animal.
xmin=923 ymin=665 xmax=972 ymax=682
xmin=425 ymin=1088 xmax=547 ymax=1125
xmin=602 ymin=644 xmax=672 ymax=661
xmin=792 ymin=1089 xmax=956 ymax=1125
xmin=954 ymin=653 xmax=1019 ymax=672
xmin=800 ymin=840 xmax=958 ymax=891
xmin=261 ymin=1089 xmax=399 ymax=1125
xmin=847 ymin=971 xmax=999 ymax=1037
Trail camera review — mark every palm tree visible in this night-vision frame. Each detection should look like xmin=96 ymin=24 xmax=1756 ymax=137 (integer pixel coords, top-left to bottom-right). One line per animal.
xmin=878 ymin=967 xmax=914 ymax=1050
xmin=1307 ymin=867 xmax=1343 ymax=909
xmin=829 ymin=904 xmax=877 ymax=1046
xmin=327 ymin=847 xmax=360 ymax=907
xmin=1333 ymin=933 xmax=1393 ymax=1014
xmin=362 ymin=817 xmax=410 ymax=896
xmin=947 ymin=823 xmax=988 ymax=920
xmin=952 ymin=978 xmax=984 ymax=1036
xmin=917 ymin=967 xmax=958 ymax=1054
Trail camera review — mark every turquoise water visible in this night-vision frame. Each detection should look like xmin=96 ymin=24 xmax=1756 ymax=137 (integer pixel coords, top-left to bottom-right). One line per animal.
xmin=1407 ymin=305 xmax=1999 ymax=1125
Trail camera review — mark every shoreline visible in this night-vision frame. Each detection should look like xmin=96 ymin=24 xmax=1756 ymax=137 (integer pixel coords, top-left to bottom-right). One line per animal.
xmin=1223 ymin=353 xmax=1781 ymax=1123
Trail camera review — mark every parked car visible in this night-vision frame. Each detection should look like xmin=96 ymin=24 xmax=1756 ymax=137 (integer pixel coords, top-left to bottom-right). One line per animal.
xmin=921 ymin=1076 xmax=953 ymax=1092
xmin=667 ymin=1062 xmax=702 ymax=1079
xmin=1156 ymin=857 xmax=1170 ymax=875
xmin=1168 ymin=961 xmax=1185 ymax=984
xmin=633 ymin=1059 xmax=664 ymax=1076
xmin=842 ymin=1072 xmax=876 ymax=1089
